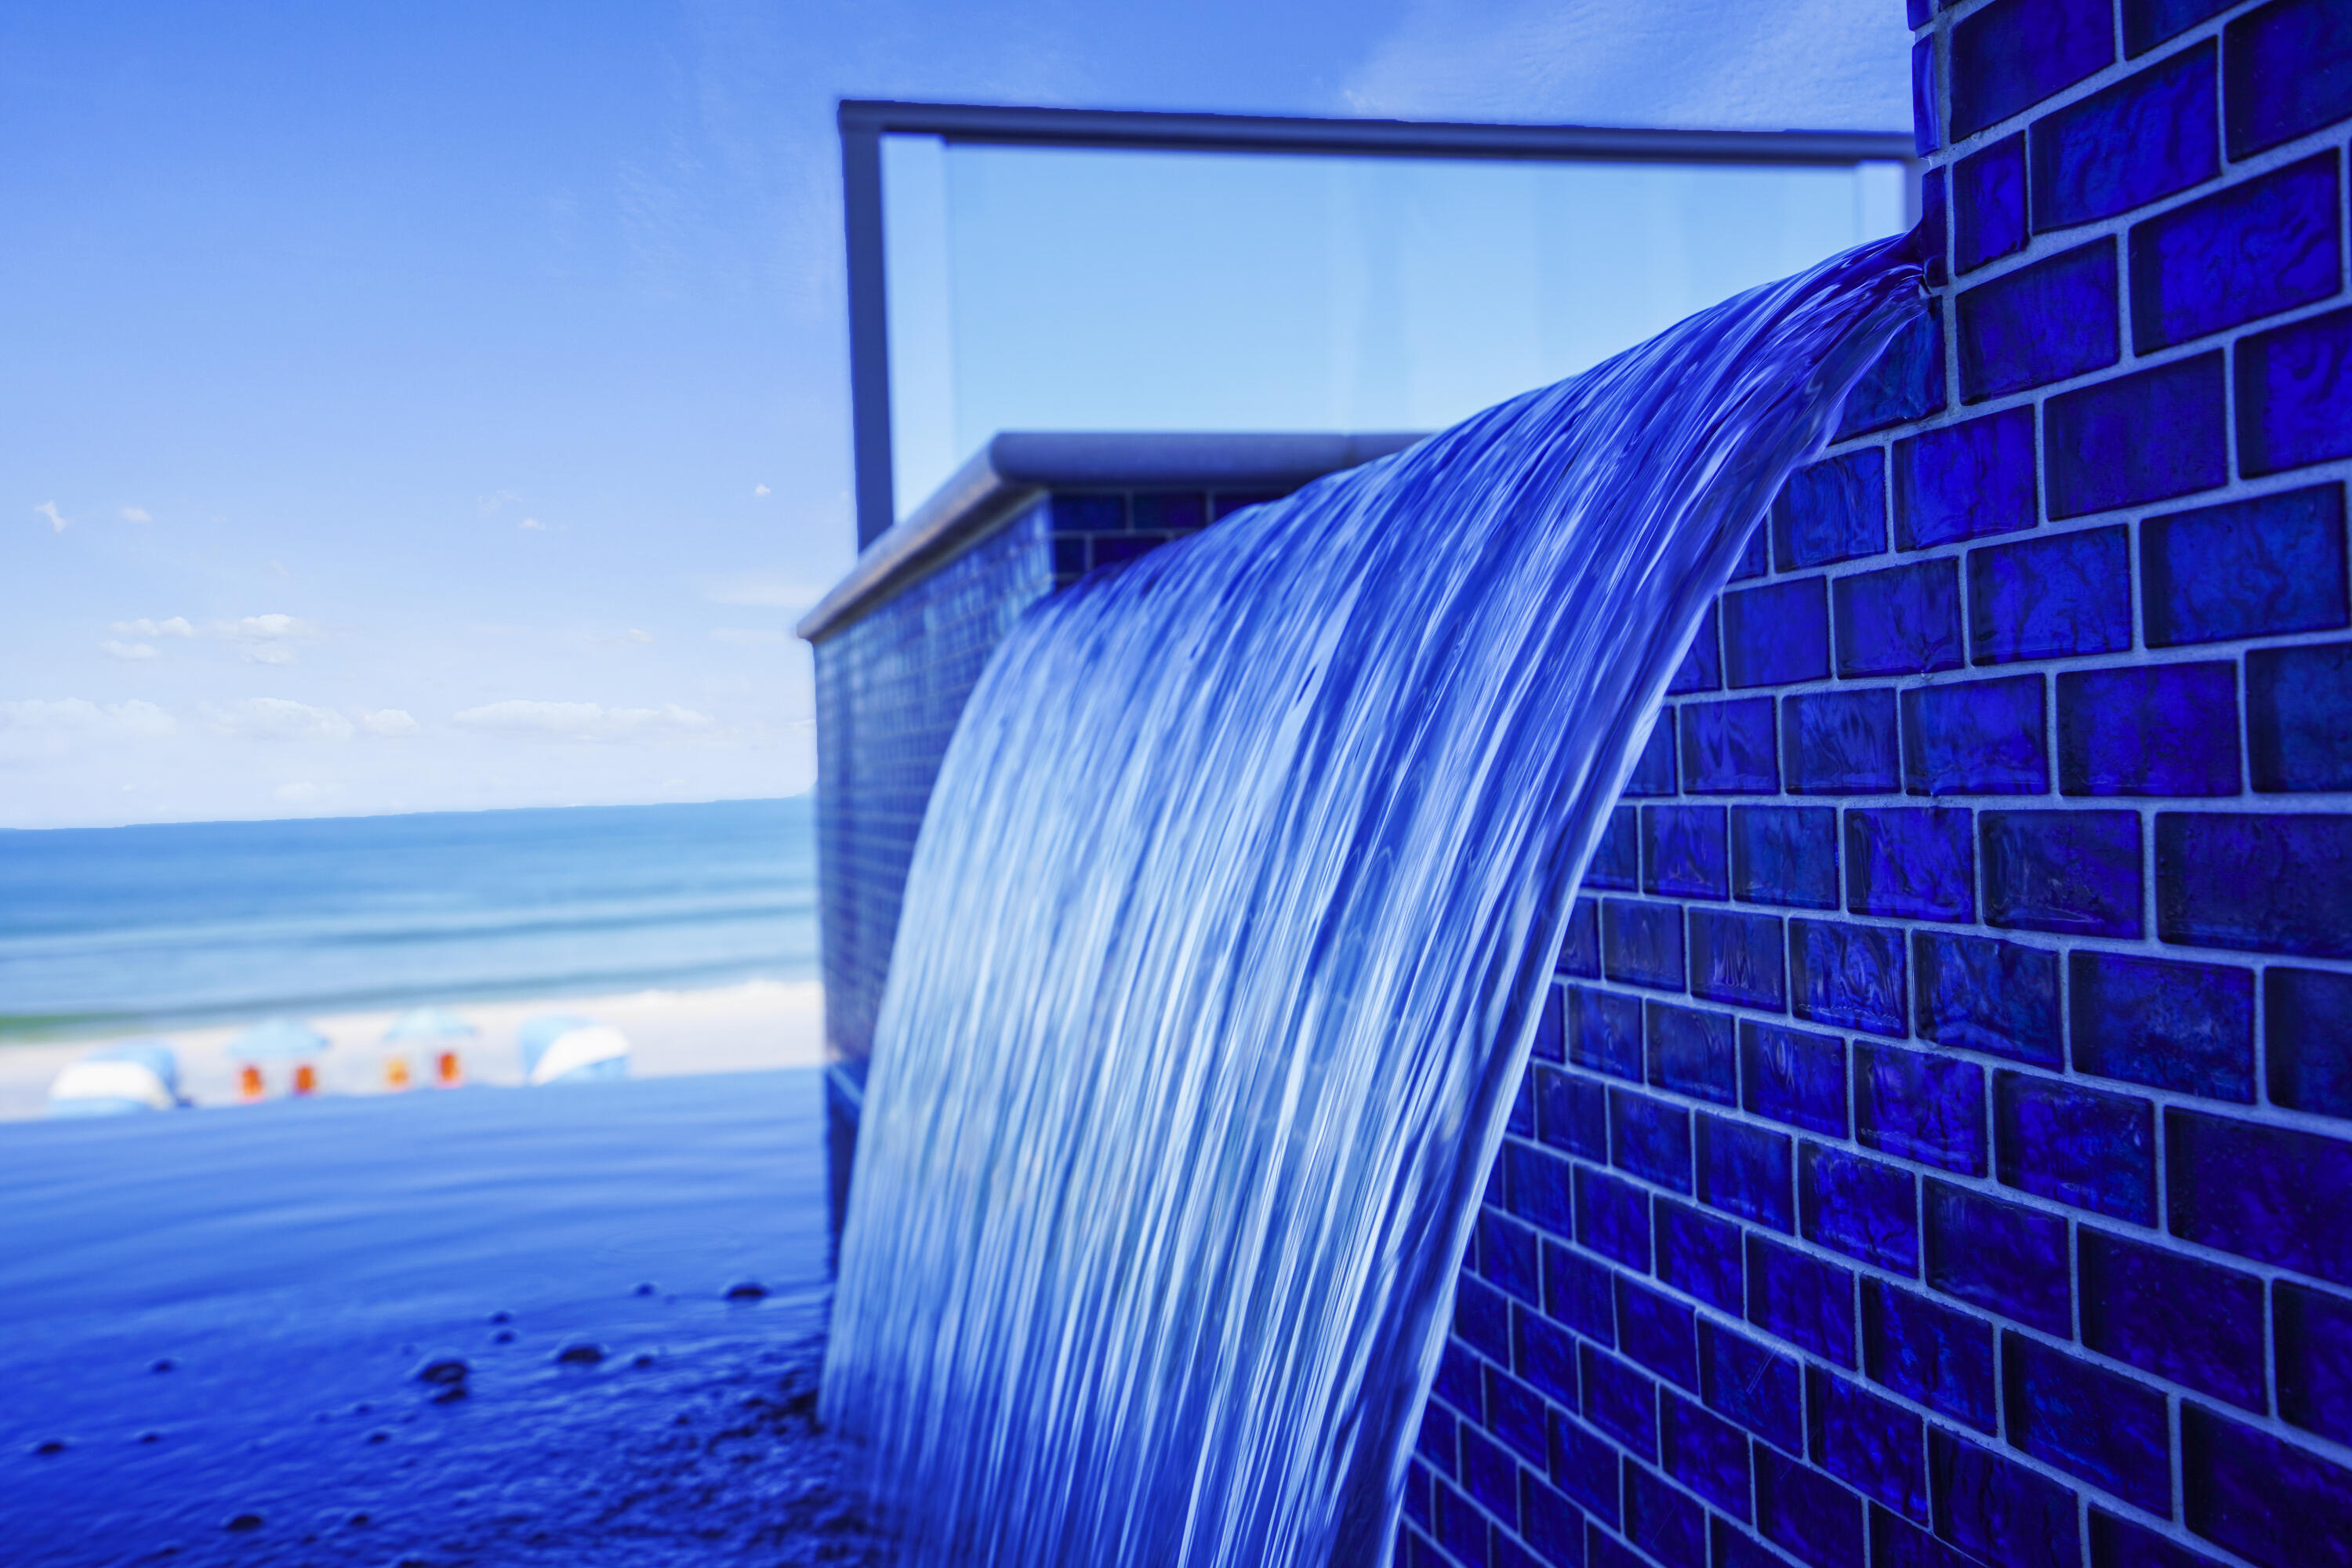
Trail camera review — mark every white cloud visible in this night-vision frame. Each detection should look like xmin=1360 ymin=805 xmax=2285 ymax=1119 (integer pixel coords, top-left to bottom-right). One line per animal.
xmin=477 ymin=488 xmax=524 ymax=517
xmin=218 ymin=613 xmax=321 ymax=664
xmin=710 ymin=626 xmax=789 ymax=647
xmin=361 ymin=709 xmax=419 ymax=737
xmin=520 ymin=517 xmax=549 ymax=531
xmin=207 ymin=698 xmax=355 ymax=742
xmin=34 ymin=502 xmax=68 ymax=533
xmin=112 ymin=617 xmax=196 ymax=639
xmin=452 ymin=700 xmax=715 ymax=743
xmin=100 ymin=640 xmax=158 ymax=661
xmin=0 ymin=699 xmax=176 ymax=737
xmin=121 ymin=506 xmax=151 ymax=523
xmin=753 ymin=484 xmax=771 ymax=497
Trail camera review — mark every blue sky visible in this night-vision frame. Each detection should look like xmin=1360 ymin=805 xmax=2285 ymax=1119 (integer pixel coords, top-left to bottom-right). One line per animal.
xmin=1 ymin=0 xmax=1908 ymax=829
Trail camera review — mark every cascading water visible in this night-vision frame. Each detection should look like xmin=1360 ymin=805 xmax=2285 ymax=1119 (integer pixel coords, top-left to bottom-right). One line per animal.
xmin=824 ymin=233 xmax=1926 ymax=1566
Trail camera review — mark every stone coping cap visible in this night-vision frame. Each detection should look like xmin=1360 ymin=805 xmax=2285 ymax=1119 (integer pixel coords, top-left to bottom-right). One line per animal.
xmin=796 ymin=430 xmax=1425 ymax=643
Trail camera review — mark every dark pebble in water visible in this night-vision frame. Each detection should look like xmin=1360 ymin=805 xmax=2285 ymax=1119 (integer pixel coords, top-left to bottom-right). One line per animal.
xmin=33 ymin=1439 xmax=66 ymax=1456
xmin=348 ymin=1512 xmax=371 ymax=1527
xmin=634 ymin=1283 xmax=655 ymax=1296
xmin=411 ymin=1356 xmax=469 ymax=1387
xmin=150 ymin=1357 xmax=176 ymax=1374
xmin=724 ymin=1281 xmax=768 ymax=1301
xmin=492 ymin=1330 xmax=516 ymax=1345
xmin=631 ymin=1352 xmax=655 ymax=1368
xmin=554 ymin=1342 xmax=605 ymax=1366
xmin=488 ymin=1310 xmax=512 ymax=1324
xmin=430 ymin=1385 xmax=468 ymax=1405
xmin=365 ymin=1432 xmax=391 ymax=1445
xmin=137 ymin=1432 xmax=162 ymax=1444
xmin=223 ymin=1512 xmax=264 ymax=1533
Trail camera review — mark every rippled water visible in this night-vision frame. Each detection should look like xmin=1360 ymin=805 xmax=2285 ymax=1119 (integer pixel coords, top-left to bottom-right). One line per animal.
xmin=826 ymin=236 xmax=1925 ymax=1566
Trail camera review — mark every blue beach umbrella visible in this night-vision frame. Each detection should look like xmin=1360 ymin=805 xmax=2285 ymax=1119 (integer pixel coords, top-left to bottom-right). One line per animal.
xmin=48 ymin=1040 xmax=184 ymax=1116
xmin=517 ymin=1014 xmax=630 ymax=1086
xmin=230 ymin=1018 xmax=329 ymax=1058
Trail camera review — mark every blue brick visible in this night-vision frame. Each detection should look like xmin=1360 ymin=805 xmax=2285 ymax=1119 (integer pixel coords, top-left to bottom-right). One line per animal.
xmin=2278 ymin=1280 xmax=2352 ymax=1445
xmin=1912 ymin=34 xmax=1939 ymax=156
xmin=2127 ymin=0 xmax=2234 ymax=55
xmin=2071 ymin=950 xmax=2255 ymax=1102
xmin=1773 ymin=451 xmax=1886 ymax=571
xmin=1680 ymin=699 xmax=1778 ymax=794
xmin=1952 ymin=134 xmax=2027 ymax=275
xmin=2060 ymin=662 xmax=2241 ymax=797
xmin=1588 ymin=805 xmax=1639 ymax=891
xmin=2252 ymin=641 xmax=2352 ymax=789
xmin=1508 ymin=1077 xmax=1537 ymax=1138
xmin=1700 ymin=1318 xmax=1803 ymax=1453
xmin=1549 ymin=1410 xmax=1621 ymax=1525
xmin=2089 ymin=1510 xmax=2228 ymax=1568
xmin=1520 ymin=1472 xmax=1586 ymax=1567
xmin=2156 ymin=810 xmax=2352 ymax=957
xmin=2182 ymin=1405 xmax=2352 ymax=1568
xmin=1506 ymin=1143 xmax=1575 ymax=1239
xmin=1791 ymin=919 xmax=1907 ymax=1037
xmin=1969 ymin=526 xmax=2133 ymax=662
xmin=2224 ymin=0 xmax=2352 ymax=158
xmin=1439 ymin=1340 xmax=1489 ymax=1417
xmin=1835 ymin=560 xmax=1965 ymax=678
xmin=1872 ymin=1509 xmax=1983 ymax=1568
xmin=1748 ymin=1234 xmax=1857 ymax=1367
xmin=1809 ymin=1369 xmax=1928 ymax=1523
xmin=1698 ymin=1114 xmax=1793 ymax=1232
xmin=2078 ymin=1226 xmax=2267 ymax=1410
xmin=1626 ymin=713 xmax=1678 ymax=797
xmin=1914 ymin=931 xmax=2063 ymax=1067
xmin=1902 ymin=675 xmax=2048 ymax=797
xmin=1434 ymin=1476 xmax=1489 ymax=1563
xmin=1544 ymin=1240 xmax=1617 ymax=1344
xmin=1855 ymin=1044 xmax=1987 ymax=1176
xmin=2238 ymin=307 xmax=2352 ymax=477
xmin=1732 ymin=522 xmax=1769 ymax=582
xmin=1580 ymin=1343 xmax=1659 ymax=1459
xmin=1661 ymin=1392 xmax=1750 ymax=1519
xmin=1575 ymin=1167 xmax=1653 ymax=1272
xmin=1568 ymin=985 xmax=1644 ymax=1080
xmin=2049 ymin=351 xmax=2230 ymax=516
xmin=1611 ymin=1088 xmax=1693 ymax=1194
xmin=1421 ymin=1404 xmax=1459 ymax=1477
xmin=1846 ymin=808 xmax=1976 ymax=921
xmin=1893 ymin=407 xmax=2038 ymax=554
xmin=1643 ymin=806 xmax=1726 ymax=900
xmin=1048 ymin=492 xmax=1125 ymax=532
xmin=1128 ymin=491 xmax=1205 ymax=531
xmin=1602 ymin=900 xmax=1684 ymax=991
xmin=2270 ymin=965 xmax=2352 ymax=1119
xmin=1489 ymin=1362 xmax=1548 ymax=1464
xmin=1724 ymin=579 xmax=1831 ymax=688
xmin=1755 ymin=1444 xmax=1866 ymax=1568
xmin=1457 ymin=1276 xmax=1515 ymax=1364
xmin=1864 ymin=1278 xmax=1998 ymax=1432
xmin=2169 ymin=1108 xmax=2352 ymax=1285
xmin=1802 ymin=1145 xmax=1919 ymax=1273
xmin=1616 ymin=1275 xmax=1697 ymax=1394
xmin=1482 ymin=1210 xmax=1544 ymax=1305
xmin=1731 ymin=806 xmax=1839 ymax=912
xmin=1958 ymin=240 xmax=2120 ymax=401
xmin=1688 ymin=907 xmax=1786 ymax=1011
xmin=1653 ymin=1196 xmax=1744 ymax=1314
xmin=1742 ymin=1020 xmax=1849 ymax=1138
xmin=1669 ymin=604 xmax=1722 ymax=695
xmin=1930 ymin=1430 xmax=2081 ymax=1568
xmin=1995 ymin=1072 xmax=2157 ymax=1223
xmin=1646 ymin=1002 xmax=1735 ymax=1105
xmin=1837 ymin=303 xmax=1949 ymax=440
xmin=1924 ymin=1181 xmax=2071 ymax=1335
xmin=1715 ymin=1521 xmax=1805 ymax=1568
xmin=2032 ymin=41 xmax=2219 ymax=234
xmin=1624 ymin=1462 xmax=1706 ymax=1568
xmin=1951 ymin=0 xmax=2114 ymax=140
xmin=1559 ymin=904 xmax=1600 ymax=982
xmin=2151 ymin=484 xmax=2351 ymax=648
xmin=1463 ymin=1423 xmax=1521 ymax=1523
xmin=1982 ymin=808 xmax=2143 ymax=938
xmin=2134 ymin=151 xmax=2341 ymax=353
xmin=1537 ymin=1065 xmax=1609 ymax=1159
xmin=1783 ymin=690 xmax=1900 ymax=795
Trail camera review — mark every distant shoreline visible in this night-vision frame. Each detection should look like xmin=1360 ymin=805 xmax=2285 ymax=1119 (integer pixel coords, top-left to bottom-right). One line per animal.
xmin=0 ymin=975 xmax=827 ymax=1122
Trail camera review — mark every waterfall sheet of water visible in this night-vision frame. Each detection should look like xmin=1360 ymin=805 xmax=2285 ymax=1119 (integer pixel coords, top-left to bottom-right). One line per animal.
xmin=824 ymin=234 xmax=1926 ymax=1567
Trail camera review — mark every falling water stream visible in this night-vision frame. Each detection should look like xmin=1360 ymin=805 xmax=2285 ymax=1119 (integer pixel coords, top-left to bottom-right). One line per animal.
xmin=825 ymin=233 xmax=1926 ymax=1567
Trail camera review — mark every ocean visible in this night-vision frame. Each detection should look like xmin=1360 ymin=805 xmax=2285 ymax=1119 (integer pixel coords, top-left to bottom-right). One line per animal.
xmin=0 ymin=797 xmax=818 ymax=1039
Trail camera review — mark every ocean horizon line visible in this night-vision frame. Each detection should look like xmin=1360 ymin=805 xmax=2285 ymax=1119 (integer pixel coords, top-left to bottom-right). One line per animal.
xmin=0 ymin=790 xmax=813 ymax=837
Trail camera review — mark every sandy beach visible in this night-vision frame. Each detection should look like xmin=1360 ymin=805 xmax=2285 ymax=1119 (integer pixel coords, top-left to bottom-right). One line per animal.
xmin=0 ymin=978 xmax=826 ymax=1122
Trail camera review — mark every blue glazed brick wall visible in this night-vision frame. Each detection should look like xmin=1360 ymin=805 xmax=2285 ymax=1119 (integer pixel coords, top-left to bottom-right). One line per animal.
xmin=1410 ymin=5 xmax=2352 ymax=1566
